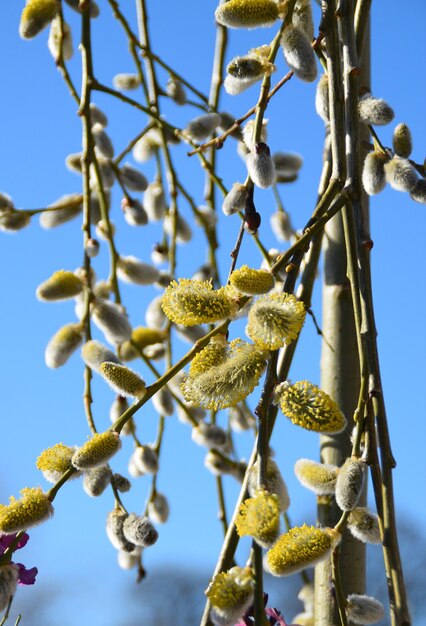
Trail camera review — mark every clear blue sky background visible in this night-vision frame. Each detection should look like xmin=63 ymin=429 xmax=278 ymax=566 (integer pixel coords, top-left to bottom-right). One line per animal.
xmin=0 ymin=2 xmax=425 ymax=625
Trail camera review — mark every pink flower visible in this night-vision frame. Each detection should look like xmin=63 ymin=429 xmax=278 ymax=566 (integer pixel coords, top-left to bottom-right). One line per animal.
xmin=0 ymin=532 xmax=38 ymax=586
xmin=235 ymin=595 xmax=300 ymax=626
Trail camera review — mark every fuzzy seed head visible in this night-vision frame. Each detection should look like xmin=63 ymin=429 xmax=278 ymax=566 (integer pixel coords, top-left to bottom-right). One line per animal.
xmin=83 ymin=465 xmax=112 ymax=497
xmin=362 ymin=151 xmax=388 ymax=195
xmin=267 ymin=524 xmax=340 ymax=576
xmin=48 ymin=15 xmax=73 ymax=61
xmin=0 ymin=488 xmax=53 ymax=534
xmin=347 ymin=507 xmax=381 ymax=544
xmin=346 ymin=594 xmax=385 ymax=625
xmin=335 ymin=457 xmax=366 ymax=511
xmin=112 ymin=73 xmax=140 ymax=91
xmin=294 ymin=458 xmax=338 ymax=495
xmin=99 ymin=362 xmax=146 ymax=398
xmin=20 ymin=0 xmax=58 ymax=39
xmin=358 ymin=94 xmax=394 ymax=126
xmin=81 ymin=340 xmax=120 ymax=373
xmin=248 ymin=458 xmax=290 ymax=512
xmin=147 ymin=493 xmax=170 ymax=524
xmin=45 ymin=322 xmax=84 ymax=369
xmin=106 ymin=509 xmax=135 ymax=552
xmin=36 ymin=270 xmax=83 ymax=301
xmin=182 ymin=339 xmax=267 ymax=410
xmin=72 ymin=431 xmax=121 ymax=470
xmin=315 ymin=73 xmax=330 ymax=122
xmin=281 ymin=25 xmax=317 ymax=82
xmin=185 ymin=113 xmax=222 ymax=142
xmin=206 ymin=566 xmax=254 ymax=626
xmin=162 ymin=279 xmax=235 ymax=326
xmin=275 ymin=380 xmax=347 ymax=433
xmin=236 ymin=489 xmax=281 ymax=548
xmin=410 ymin=178 xmax=426 ymax=204
xmin=230 ymin=265 xmax=274 ymax=295
xmin=144 ymin=182 xmax=167 ymax=221
xmin=0 ymin=565 xmax=19 ymax=612
xmin=222 ymin=183 xmax=247 ymax=216
xmin=246 ymin=142 xmax=275 ymax=188
xmin=246 ymin=293 xmax=306 ymax=350
xmin=131 ymin=445 xmax=159 ymax=475
xmin=123 ymin=514 xmax=158 ymax=547
xmin=215 ymin=0 xmax=279 ymax=29
xmin=117 ymin=256 xmax=160 ymax=286
xmin=119 ymin=164 xmax=148 ymax=192
xmin=92 ymin=300 xmax=132 ymax=345
xmin=392 ymin=123 xmax=412 ymax=158
xmin=36 ymin=443 xmax=77 ymax=483
xmin=384 ymin=155 xmax=418 ymax=192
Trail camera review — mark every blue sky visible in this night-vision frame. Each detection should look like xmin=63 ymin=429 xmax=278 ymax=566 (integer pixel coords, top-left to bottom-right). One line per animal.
xmin=0 ymin=2 xmax=425 ymax=625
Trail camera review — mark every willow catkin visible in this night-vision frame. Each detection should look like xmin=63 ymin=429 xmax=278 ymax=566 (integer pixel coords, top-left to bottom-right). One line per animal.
xmin=281 ymin=24 xmax=317 ymax=82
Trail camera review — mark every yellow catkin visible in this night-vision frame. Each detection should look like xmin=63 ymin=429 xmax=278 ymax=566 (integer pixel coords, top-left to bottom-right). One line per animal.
xmin=99 ymin=362 xmax=146 ymax=398
xmin=294 ymin=458 xmax=338 ymax=495
xmin=0 ymin=488 xmax=53 ymax=534
xmin=162 ymin=279 xmax=235 ymax=326
xmin=246 ymin=293 xmax=306 ymax=350
xmin=215 ymin=0 xmax=279 ymax=29
xmin=236 ymin=489 xmax=281 ymax=547
xmin=119 ymin=327 xmax=166 ymax=361
xmin=36 ymin=443 xmax=76 ymax=483
xmin=36 ymin=270 xmax=83 ymax=301
xmin=72 ymin=431 xmax=121 ymax=470
xmin=206 ymin=566 xmax=254 ymax=625
xmin=20 ymin=0 xmax=58 ymax=39
xmin=230 ymin=265 xmax=274 ymax=295
xmin=275 ymin=380 xmax=346 ymax=433
xmin=182 ymin=339 xmax=267 ymax=410
xmin=266 ymin=524 xmax=340 ymax=576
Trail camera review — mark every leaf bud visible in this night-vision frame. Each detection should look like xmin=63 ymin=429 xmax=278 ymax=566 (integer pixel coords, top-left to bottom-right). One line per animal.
xmin=144 ymin=182 xmax=167 ymax=221
xmin=45 ymin=322 xmax=84 ymax=368
xmin=346 ymin=594 xmax=385 ymax=625
xmin=315 ymin=74 xmax=329 ymax=122
xmin=275 ymin=380 xmax=347 ymax=433
xmin=0 ymin=565 xmax=19 ymax=612
xmin=19 ymin=0 xmax=58 ymax=39
xmin=48 ymin=15 xmax=73 ymax=61
xmin=123 ymin=514 xmax=158 ymax=547
xmin=294 ymin=458 xmax=338 ymax=495
xmin=266 ymin=524 xmax=340 ymax=576
xmin=162 ymin=279 xmax=236 ymax=326
xmin=166 ymin=77 xmax=186 ymax=104
xmin=246 ymin=142 xmax=275 ymax=188
xmin=335 ymin=457 xmax=367 ymax=511
xmin=112 ymin=73 xmax=141 ymax=91
xmin=92 ymin=300 xmax=132 ymax=345
xmin=281 ymin=24 xmax=317 ymax=82
xmin=192 ymin=422 xmax=228 ymax=450
xmin=147 ymin=493 xmax=170 ymax=524
xmin=36 ymin=270 xmax=83 ymax=302
xmin=222 ymin=183 xmax=247 ymax=216
xmin=347 ymin=507 xmax=381 ymax=544
xmin=117 ymin=255 xmax=160 ymax=286
xmin=106 ymin=509 xmax=135 ymax=552
xmin=392 ymin=123 xmax=412 ymax=158
xmin=185 ymin=113 xmax=222 ymax=142
xmin=215 ymin=0 xmax=280 ymax=29
xmin=131 ymin=445 xmax=159 ymax=475
xmin=0 ymin=488 xmax=53 ymax=534
xmin=72 ymin=431 xmax=121 ymax=470
xmin=384 ymin=155 xmax=418 ymax=192
xmin=83 ymin=465 xmax=112 ymax=497
xmin=358 ymin=94 xmax=394 ymax=126
xmin=230 ymin=265 xmax=274 ymax=295
xmin=248 ymin=458 xmax=290 ymax=512
xmin=410 ymin=178 xmax=426 ymax=204
xmin=99 ymin=362 xmax=146 ymax=398
xmin=36 ymin=443 xmax=78 ymax=483
xmin=206 ymin=566 xmax=254 ymax=626
xmin=362 ymin=151 xmax=388 ymax=195
xmin=119 ymin=163 xmax=148 ymax=192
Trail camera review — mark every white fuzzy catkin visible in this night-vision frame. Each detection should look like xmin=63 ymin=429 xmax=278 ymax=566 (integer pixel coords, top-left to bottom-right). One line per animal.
xmin=122 ymin=199 xmax=148 ymax=226
xmin=191 ymin=423 xmax=228 ymax=450
xmin=315 ymin=74 xmax=329 ymax=122
xmin=45 ymin=322 xmax=84 ymax=368
xmin=242 ymin=119 xmax=268 ymax=150
xmin=163 ymin=213 xmax=192 ymax=243
xmin=222 ymin=183 xmax=247 ymax=216
xmin=246 ymin=142 xmax=275 ymax=188
xmin=123 ymin=514 xmax=158 ymax=547
xmin=335 ymin=458 xmax=366 ymax=511
xmin=346 ymin=594 xmax=385 ymax=625
xmin=92 ymin=124 xmax=114 ymax=159
xmin=362 ymin=151 xmax=388 ymax=195
xmin=117 ymin=550 xmax=140 ymax=570
xmin=106 ymin=509 xmax=135 ymax=552
xmin=392 ymin=123 xmax=412 ymax=158
xmin=117 ymin=256 xmax=160 ymax=285
xmin=185 ymin=113 xmax=222 ymax=142
xmin=358 ymin=94 xmax=394 ymax=125
xmin=145 ymin=295 xmax=167 ymax=329
xmin=119 ymin=163 xmax=148 ymax=192
xmin=92 ymin=300 xmax=132 ymax=345
xmin=112 ymin=73 xmax=140 ymax=91
xmin=0 ymin=565 xmax=18 ymax=612
xmin=90 ymin=103 xmax=108 ymax=127
xmin=144 ymin=182 xmax=167 ymax=221
xmin=131 ymin=445 xmax=159 ymax=475
xmin=270 ymin=211 xmax=293 ymax=241
xmin=176 ymin=323 xmax=207 ymax=343
xmin=281 ymin=24 xmax=317 ymax=82
xmin=248 ymin=459 xmax=290 ymax=512
xmin=48 ymin=16 xmax=73 ymax=61
xmin=166 ymin=77 xmax=186 ymax=104
xmin=83 ymin=465 xmax=112 ymax=497
xmin=151 ymin=387 xmax=174 ymax=417
xmin=82 ymin=339 xmax=120 ymax=373
xmin=294 ymin=458 xmax=338 ymax=495
xmin=384 ymin=156 xmax=418 ymax=192
xmin=347 ymin=507 xmax=381 ymax=544
xmin=147 ymin=493 xmax=170 ymax=524
xmin=224 ymin=73 xmax=261 ymax=95
xmin=410 ymin=178 xmax=426 ymax=204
